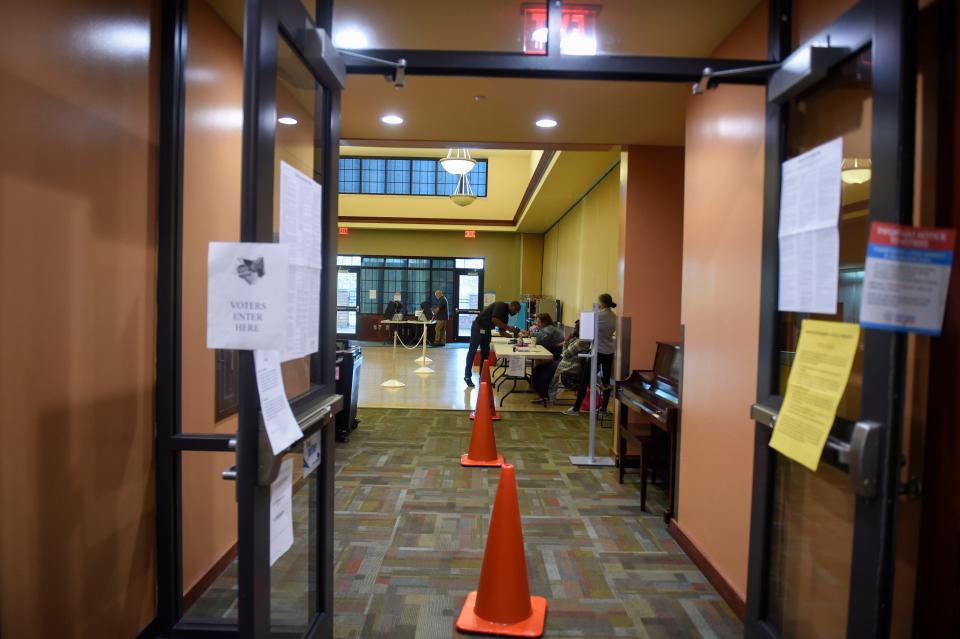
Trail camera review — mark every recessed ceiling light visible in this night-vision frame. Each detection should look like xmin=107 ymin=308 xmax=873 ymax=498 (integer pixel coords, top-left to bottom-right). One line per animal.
xmin=277 ymin=116 xmax=298 ymax=125
xmin=333 ymin=27 xmax=369 ymax=49
xmin=381 ymin=114 xmax=404 ymax=125
xmin=535 ymin=118 xmax=558 ymax=128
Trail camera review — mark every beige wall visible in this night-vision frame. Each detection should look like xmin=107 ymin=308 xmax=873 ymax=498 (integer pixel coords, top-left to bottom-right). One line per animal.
xmin=0 ymin=0 xmax=158 ymax=636
xmin=339 ymin=229 xmax=523 ymax=301
xmin=541 ymin=167 xmax=622 ymax=320
xmin=676 ymin=1 xmax=768 ymax=601
xmin=520 ymin=233 xmax=544 ymax=295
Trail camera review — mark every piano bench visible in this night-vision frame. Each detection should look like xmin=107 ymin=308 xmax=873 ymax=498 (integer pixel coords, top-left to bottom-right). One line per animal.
xmin=617 ymin=423 xmax=663 ymax=512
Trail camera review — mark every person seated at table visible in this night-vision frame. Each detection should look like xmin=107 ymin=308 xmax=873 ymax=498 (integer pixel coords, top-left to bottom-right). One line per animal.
xmin=527 ymin=313 xmax=563 ymax=357
xmin=531 ymin=320 xmax=590 ymax=403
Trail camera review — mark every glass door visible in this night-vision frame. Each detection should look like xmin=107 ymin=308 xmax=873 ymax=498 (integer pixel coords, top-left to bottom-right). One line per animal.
xmin=746 ymin=2 xmax=916 ymax=638
xmin=455 ymin=270 xmax=483 ymax=340
xmin=336 ymin=267 xmax=359 ymax=335
xmin=155 ymin=0 xmax=345 ymax=637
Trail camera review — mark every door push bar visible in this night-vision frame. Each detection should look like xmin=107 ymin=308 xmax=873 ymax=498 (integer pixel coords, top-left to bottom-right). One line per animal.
xmin=693 ymin=44 xmax=851 ymax=104
xmin=220 ymin=395 xmax=343 ymax=487
xmin=751 ymin=403 xmax=884 ymax=499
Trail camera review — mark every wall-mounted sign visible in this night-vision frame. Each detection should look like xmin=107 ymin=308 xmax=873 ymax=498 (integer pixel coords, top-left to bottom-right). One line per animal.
xmin=860 ymin=222 xmax=956 ymax=335
xmin=465 ymin=230 xmax=477 ymax=238
xmin=206 ymin=242 xmax=289 ymax=350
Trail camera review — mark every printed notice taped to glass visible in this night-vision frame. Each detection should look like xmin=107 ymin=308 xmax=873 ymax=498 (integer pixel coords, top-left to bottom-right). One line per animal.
xmin=207 ymin=242 xmax=289 ymax=350
xmin=269 ymin=458 xmax=294 ymax=566
xmin=302 ymin=430 xmax=322 ymax=477
xmin=778 ymin=138 xmax=843 ymax=314
xmin=860 ymin=222 xmax=956 ymax=335
xmin=769 ymin=320 xmax=860 ymax=471
xmin=254 ymin=350 xmax=303 ymax=455
xmin=279 ymin=161 xmax=322 ymax=362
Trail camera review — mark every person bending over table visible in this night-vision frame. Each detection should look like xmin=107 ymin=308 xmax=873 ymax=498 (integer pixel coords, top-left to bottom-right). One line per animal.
xmin=464 ymin=300 xmax=521 ymax=388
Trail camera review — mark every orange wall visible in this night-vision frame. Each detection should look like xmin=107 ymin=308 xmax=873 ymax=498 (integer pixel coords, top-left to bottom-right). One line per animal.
xmin=676 ymin=1 xmax=768 ymax=600
xmin=618 ymin=146 xmax=685 ymax=370
xmin=179 ymin=0 xmax=245 ymax=593
xmin=0 ymin=0 xmax=158 ymax=636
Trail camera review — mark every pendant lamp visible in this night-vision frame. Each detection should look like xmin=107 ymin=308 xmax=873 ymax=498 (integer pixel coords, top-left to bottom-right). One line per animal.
xmin=440 ymin=148 xmax=476 ymax=175
xmin=450 ymin=174 xmax=477 ymax=207
xmin=840 ymin=158 xmax=871 ymax=184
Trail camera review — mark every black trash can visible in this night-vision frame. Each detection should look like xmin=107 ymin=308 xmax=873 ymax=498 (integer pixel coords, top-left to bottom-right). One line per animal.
xmin=335 ymin=342 xmax=362 ymax=442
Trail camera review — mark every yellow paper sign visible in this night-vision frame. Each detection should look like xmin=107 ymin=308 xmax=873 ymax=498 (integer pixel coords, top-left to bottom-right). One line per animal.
xmin=769 ymin=320 xmax=861 ymax=471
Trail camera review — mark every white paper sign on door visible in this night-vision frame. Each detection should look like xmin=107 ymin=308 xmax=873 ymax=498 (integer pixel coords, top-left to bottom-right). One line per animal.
xmin=778 ymin=137 xmax=843 ymax=314
xmin=254 ymin=350 xmax=303 ymax=455
xmin=302 ymin=430 xmax=322 ymax=477
xmin=207 ymin=242 xmax=289 ymax=350
xmin=860 ymin=222 xmax=956 ymax=335
xmin=507 ymin=356 xmax=525 ymax=377
xmin=269 ymin=458 xmax=294 ymax=566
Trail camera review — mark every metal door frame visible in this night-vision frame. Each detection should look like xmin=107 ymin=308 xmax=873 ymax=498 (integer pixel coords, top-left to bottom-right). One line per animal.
xmin=745 ymin=1 xmax=917 ymax=637
xmin=453 ymin=269 xmax=485 ymax=342
xmin=155 ymin=0 xmax=345 ymax=637
xmin=335 ymin=265 xmax=361 ymax=336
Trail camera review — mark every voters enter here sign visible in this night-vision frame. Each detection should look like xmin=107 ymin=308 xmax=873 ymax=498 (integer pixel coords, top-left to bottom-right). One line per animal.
xmin=859 ymin=222 xmax=955 ymax=336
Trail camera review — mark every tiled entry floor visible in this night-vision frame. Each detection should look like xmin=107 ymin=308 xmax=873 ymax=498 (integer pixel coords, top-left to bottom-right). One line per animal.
xmin=332 ymin=409 xmax=741 ymax=638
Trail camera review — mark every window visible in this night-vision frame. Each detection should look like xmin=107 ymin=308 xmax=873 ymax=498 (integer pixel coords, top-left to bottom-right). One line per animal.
xmin=360 ymin=158 xmax=386 ymax=193
xmin=338 ymin=157 xmax=488 ymax=198
xmin=339 ymin=254 xmax=483 ymax=318
xmin=455 ymin=258 xmax=485 ymax=269
xmin=339 ymin=158 xmax=360 ymax=193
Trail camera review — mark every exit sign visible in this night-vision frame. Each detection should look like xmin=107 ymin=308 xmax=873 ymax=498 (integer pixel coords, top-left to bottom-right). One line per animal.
xmin=338 ymin=227 xmax=349 ymax=236
xmin=464 ymin=230 xmax=477 ymax=238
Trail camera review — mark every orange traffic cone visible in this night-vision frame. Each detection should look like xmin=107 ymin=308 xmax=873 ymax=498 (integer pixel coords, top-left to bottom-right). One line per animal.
xmin=461 ymin=381 xmax=504 ymax=467
xmin=470 ymin=361 xmax=501 ymax=421
xmin=473 ymin=350 xmax=482 ymax=368
xmin=456 ymin=464 xmax=547 ymax=637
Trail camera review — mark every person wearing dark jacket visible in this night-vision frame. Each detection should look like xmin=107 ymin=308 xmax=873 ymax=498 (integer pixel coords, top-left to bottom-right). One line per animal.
xmin=464 ymin=300 xmax=520 ymax=387
xmin=431 ymin=289 xmax=449 ymax=346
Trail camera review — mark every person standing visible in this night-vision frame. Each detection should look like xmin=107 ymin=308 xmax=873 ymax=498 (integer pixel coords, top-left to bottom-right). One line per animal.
xmin=431 ymin=289 xmax=449 ymax=346
xmin=464 ymin=300 xmax=521 ymax=387
xmin=565 ymin=293 xmax=617 ymax=415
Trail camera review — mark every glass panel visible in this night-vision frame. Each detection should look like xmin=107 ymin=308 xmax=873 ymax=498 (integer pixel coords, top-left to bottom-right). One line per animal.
xmin=767 ymin=458 xmax=856 ymax=636
xmin=336 ymin=254 xmax=360 ymax=266
xmin=458 ymin=312 xmax=476 ymax=338
xmin=412 ymin=159 xmax=436 ymax=195
xmin=271 ymin=460 xmax=317 ymax=633
xmin=385 ymin=158 xmax=411 ymax=194
xmin=360 ymin=158 xmax=385 ymax=193
xmin=181 ymin=0 xmax=245 ymax=433
xmin=458 ymin=274 xmax=480 ymax=309
xmin=336 ymin=270 xmax=358 ymax=307
xmin=359 ymin=267 xmax=381 ymax=313
xmin=560 ymin=0 xmax=762 ymax=57
xmin=332 ymin=0 xmax=547 ymax=53
xmin=456 ymin=258 xmax=485 ymax=270
xmin=437 ymin=166 xmax=459 ymax=196
xmin=274 ymin=34 xmax=319 ymax=400
xmin=406 ymin=269 xmax=430 ymax=314
xmin=766 ymin=48 xmax=872 ymax=638
xmin=383 ymin=269 xmax=403 ymax=309
xmin=431 ymin=269 xmax=454 ymax=299
xmin=180 ymin=450 xmax=240 ymax=624
xmin=474 ymin=160 xmax=488 ymax=197
xmin=337 ymin=310 xmax=357 ymax=334
xmin=338 ymin=158 xmax=360 ymax=193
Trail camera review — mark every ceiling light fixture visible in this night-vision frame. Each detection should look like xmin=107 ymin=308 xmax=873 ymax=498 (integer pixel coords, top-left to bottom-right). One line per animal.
xmin=440 ymin=148 xmax=476 ymax=175
xmin=277 ymin=116 xmax=298 ymax=125
xmin=381 ymin=114 xmax=404 ymax=125
xmin=535 ymin=118 xmax=558 ymax=128
xmin=841 ymin=158 xmax=872 ymax=184
xmin=450 ymin=174 xmax=477 ymax=207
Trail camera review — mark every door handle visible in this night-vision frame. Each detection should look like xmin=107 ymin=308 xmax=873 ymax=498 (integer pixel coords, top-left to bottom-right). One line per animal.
xmin=751 ymin=404 xmax=884 ymax=499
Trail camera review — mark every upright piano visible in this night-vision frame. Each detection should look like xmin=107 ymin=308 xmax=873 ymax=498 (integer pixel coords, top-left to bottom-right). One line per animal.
xmin=615 ymin=341 xmax=682 ymax=522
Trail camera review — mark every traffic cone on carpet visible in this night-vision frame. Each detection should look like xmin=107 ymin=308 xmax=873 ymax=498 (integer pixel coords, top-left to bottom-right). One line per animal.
xmin=456 ymin=464 xmax=547 ymax=637
xmin=470 ymin=361 xmax=501 ymax=421
xmin=461 ymin=380 xmax=504 ymax=467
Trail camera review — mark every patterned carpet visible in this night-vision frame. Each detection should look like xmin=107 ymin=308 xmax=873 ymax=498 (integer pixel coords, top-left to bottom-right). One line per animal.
xmin=333 ymin=408 xmax=742 ymax=638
